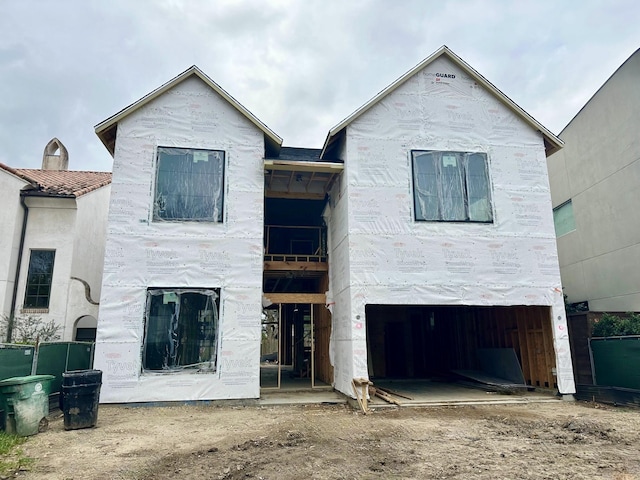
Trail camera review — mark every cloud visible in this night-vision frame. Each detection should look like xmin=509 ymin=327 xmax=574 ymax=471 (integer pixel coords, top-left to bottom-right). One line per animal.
xmin=0 ymin=0 xmax=639 ymax=170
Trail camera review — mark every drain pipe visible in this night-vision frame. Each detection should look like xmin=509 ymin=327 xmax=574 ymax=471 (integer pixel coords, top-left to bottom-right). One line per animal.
xmin=6 ymin=193 xmax=29 ymax=343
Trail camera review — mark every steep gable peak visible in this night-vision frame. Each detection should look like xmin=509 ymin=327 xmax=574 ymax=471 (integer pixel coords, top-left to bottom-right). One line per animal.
xmin=95 ymin=65 xmax=282 ymax=157
xmin=321 ymin=45 xmax=563 ymax=159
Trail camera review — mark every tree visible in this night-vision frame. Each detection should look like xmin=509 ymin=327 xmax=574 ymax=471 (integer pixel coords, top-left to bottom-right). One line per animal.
xmin=1 ymin=313 xmax=61 ymax=344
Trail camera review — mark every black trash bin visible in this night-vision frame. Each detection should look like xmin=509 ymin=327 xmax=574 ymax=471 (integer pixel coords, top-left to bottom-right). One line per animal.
xmin=61 ymin=369 xmax=102 ymax=430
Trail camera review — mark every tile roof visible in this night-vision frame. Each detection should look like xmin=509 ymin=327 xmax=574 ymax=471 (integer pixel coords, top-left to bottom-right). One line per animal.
xmin=0 ymin=163 xmax=112 ymax=197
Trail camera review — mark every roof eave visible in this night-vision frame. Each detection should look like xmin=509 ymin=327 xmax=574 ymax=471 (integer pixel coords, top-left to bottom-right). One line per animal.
xmin=95 ymin=65 xmax=283 ymax=156
xmin=0 ymin=163 xmax=38 ymax=188
xmin=22 ymin=190 xmax=76 ymax=199
xmin=320 ymin=45 xmax=563 ymax=158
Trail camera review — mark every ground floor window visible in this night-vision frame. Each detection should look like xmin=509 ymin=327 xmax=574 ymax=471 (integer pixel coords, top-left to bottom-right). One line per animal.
xmin=24 ymin=249 xmax=56 ymax=309
xmin=143 ymin=288 xmax=220 ymax=372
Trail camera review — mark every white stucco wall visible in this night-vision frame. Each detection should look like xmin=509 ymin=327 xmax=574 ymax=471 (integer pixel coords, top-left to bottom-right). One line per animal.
xmin=0 ymin=171 xmax=29 ymax=322
xmin=71 ymin=185 xmax=111 ymax=303
xmin=329 ymin=55 xmax=574 ymax=395
xmin=1 ymin=169 xmax=110 ymax=342
xmin=17 ymin=196 xmax=78 ymax=340
xmin=548 ymin=50 xmax=640 ymax=312
xmin=95 ymin=75 xmax=265 ymax=403
xmin=62 ymin=185 xmax=111 ymax=340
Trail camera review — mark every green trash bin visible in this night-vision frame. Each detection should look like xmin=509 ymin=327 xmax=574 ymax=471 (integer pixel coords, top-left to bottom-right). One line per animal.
xmin=0 ymin=375 xmax=54 ymax=436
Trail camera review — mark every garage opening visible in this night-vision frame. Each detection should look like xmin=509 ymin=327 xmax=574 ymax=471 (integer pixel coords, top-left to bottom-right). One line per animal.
xmin=366 ymin=305 xmax=557 ymax=391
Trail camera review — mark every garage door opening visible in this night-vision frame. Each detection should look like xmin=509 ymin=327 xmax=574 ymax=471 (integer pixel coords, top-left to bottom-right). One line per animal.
xmin=366 ymin=305 xmax=557 ymax=393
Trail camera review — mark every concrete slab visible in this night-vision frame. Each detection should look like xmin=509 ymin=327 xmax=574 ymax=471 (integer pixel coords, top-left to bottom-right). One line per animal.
xmin=258 ymin=389 xmax=348 ymax=406
xmin=367 ymin=379 xmax=560 ymax=408
xmin=257 ymin=379 xmax=560 ymax=409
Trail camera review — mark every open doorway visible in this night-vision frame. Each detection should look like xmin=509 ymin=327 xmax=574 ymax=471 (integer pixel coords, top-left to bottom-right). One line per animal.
xmin=260 ymin=302 xmax=332 ymax=390
xmin=366 ymin=305 xmax=557 ymax=393
xmin=262 ymin=150 xmax=340 ymax=390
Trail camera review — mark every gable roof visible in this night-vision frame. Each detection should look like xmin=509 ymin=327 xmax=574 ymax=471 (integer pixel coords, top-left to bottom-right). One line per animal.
xmin=321 ymin=45 xmax=563 ymax=159
xmin=95 ymin=65 xmax=283 ymax=156
xmin=0 ymin=163 xmax=111 ymax=198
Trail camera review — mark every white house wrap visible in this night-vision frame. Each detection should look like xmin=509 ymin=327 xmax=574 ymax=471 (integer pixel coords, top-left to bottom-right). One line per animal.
xmin=94 ymin=47 xmax=575 ymax=404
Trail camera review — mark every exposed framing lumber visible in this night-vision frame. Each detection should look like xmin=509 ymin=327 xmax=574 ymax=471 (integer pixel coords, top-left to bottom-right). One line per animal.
xmin=375 ymin=385 xmax=413 ymax=400
xmin=287 ymin=170 xmax=295 ymax=190
xmin=264 ymin=293 xmax=326 ymax=305
xmin=264 ymin=191 xmax=325 ymax=200
xmin=268 ymin=168 xmax=275 ymax=189
xmin=352 ymin=378 xmax=373 ymax=413
xmin=540 ymin=308 xmax=556 ymax=388
xmin=264 ymin=160 xmax=344 ymax=174
xmin=264 ymin=261 xmax=328 ymax=272
xmin=306 ymin=171 xmax=316 ymax=189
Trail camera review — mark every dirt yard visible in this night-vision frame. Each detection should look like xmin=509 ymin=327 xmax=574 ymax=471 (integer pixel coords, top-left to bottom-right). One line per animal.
xmin=10 ymin=399 xmax=640 ymax=479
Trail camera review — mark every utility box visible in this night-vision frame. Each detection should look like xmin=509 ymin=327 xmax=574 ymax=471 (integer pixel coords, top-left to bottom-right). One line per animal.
xmin=0 ymin=375 xmax=54 ymax=436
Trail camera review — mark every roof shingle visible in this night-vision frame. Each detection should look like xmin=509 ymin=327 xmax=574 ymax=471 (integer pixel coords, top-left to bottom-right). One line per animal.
xmin=0 ymin=163 xmax=112 ymax=197
xmin=267 ymin=146 xmax=342 ymax=163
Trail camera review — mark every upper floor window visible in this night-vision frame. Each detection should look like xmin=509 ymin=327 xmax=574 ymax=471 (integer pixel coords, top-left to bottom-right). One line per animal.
xmin=153 ymin=147 xmax=225 ymax=222
xmin=412 ymin=150 xmax=493 ymax=222
xmin=553 ymin=200 xmax=576 ymax=237
xmin=24 ymin=250 xmax=55 ymax=309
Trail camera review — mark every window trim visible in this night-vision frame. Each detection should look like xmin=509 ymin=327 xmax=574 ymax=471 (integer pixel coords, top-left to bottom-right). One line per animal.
xmin=23 ymin=249 xmax=56 ymax=310
xmin=152 ymin=146 xmax=226 ymax=223
xmin=411 ymin=150 xmax=493 ymax=223
xmin=141 ymin=287 xmax=221 ymax=374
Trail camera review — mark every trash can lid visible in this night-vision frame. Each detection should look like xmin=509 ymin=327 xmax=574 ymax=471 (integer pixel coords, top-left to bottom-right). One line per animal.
xmin=0 ymin=375 xmax=55 ymax=387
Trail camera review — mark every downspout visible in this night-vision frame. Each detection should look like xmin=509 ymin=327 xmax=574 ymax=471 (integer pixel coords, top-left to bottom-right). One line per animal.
xmin=6 ymin=193 xmax=29 ymax=343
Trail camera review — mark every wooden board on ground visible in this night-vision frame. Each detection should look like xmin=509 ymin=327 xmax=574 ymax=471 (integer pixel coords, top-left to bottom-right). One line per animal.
xmin=453 ymin=369 xmax=529 ymax=391
xmin=370 ymin=386 xmax=401 ymax=406
xmin=375 ymin=385 xmax=414 ymax=400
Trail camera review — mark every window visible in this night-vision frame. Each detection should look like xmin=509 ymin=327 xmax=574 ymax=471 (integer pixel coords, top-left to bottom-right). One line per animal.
xmin=412 ymin=150 xmax=493 ymax=222
xmin=153 ymin=147 xmax=225 ymax=222
xmin=553 ymin=200 xmax=576 ymax=237
xmin=142 ymin=288 xmax=220 ymax=372
xmin=24 ymin=250 xmax=55 ymax=309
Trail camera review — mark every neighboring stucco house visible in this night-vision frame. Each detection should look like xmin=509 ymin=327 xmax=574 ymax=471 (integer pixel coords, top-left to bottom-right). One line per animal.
xmin=0 ymin=139 xmax=111 ymax=342
xmin=547 ymin=48 xmax=640 ymax=313
xmin=94 ymin=46 xmax=575 ymax=403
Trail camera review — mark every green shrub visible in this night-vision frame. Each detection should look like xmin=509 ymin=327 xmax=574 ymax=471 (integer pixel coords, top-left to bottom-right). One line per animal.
xmin=592 ymin=312 xmax=640 ymax=337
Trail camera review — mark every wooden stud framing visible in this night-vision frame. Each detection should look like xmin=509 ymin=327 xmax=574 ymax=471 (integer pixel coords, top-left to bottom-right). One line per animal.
xmin=364 ymin=305 xmax=557 ymax=390
xmin=264 ymin=261 xmax=328 ymax=272
xmin=264 ymin=191 xmax=326 ymax=200
xmin=265 ymin=293 xmax=326 ymax=305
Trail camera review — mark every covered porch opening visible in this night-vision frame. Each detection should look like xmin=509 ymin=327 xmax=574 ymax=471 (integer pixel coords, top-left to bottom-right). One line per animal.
xmin=365 ymin=305 xmax=558 ymax=402
xmin=260 ymin=295 xmax=333 ymax=391
xmin=261 ymin=149 xmax=342 ymax=392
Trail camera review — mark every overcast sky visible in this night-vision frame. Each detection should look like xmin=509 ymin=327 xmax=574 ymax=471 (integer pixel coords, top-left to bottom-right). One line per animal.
xmin=1 ymin=0 xmax=638 ymax=172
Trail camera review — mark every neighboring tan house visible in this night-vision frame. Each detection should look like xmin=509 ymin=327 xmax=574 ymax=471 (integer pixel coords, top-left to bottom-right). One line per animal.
xmin=547 ymin=48 xmax=640 ymax=313
xmin=94 ymin=46 xmax=575 ymax=404
xmin=0 ymin=139 xmax=111 ymax=342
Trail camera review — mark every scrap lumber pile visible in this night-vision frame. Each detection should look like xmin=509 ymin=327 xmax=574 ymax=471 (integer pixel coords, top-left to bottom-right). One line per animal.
xmin=370 ymin=385 xmax=413 ymax=406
